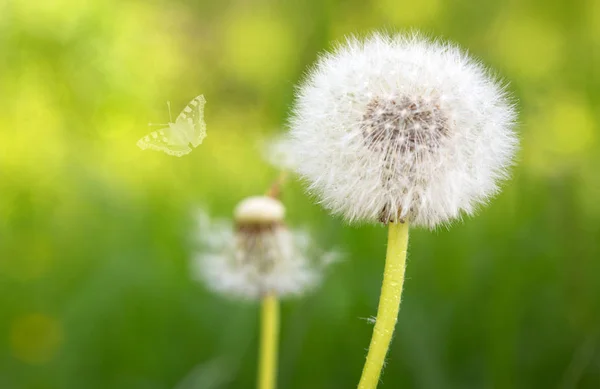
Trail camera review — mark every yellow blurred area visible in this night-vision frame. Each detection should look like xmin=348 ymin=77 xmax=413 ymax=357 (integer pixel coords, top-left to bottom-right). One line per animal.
xmin=0 ymin=0 xmax=194 ymax=192
xmin=96 ymin=2 xmax=186 ymax=98
xmin=490 ymin=14 xmax=563 ymax=81
xmin=1 ymin=0 xmax=283 ymax=206
xmin=374 ymin=0 xmax=441 ymax=26
xmin=523 ymin=93 xmax=596 ymax=176
xmin=10 ymin=314 xmax=63 ymax=365
xmin=0 ymin=67 xmax=67 ymax=189
xmin=10 ymin=0 xmax=96 ymax=39
xmin=221 ymin=8 xmax=296 ymax=88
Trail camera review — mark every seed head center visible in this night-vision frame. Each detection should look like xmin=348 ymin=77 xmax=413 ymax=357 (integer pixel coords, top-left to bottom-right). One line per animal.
xmin=360 ymin=95 xmax=450 ymax=224
xmin=361 ymin=95 xmax=449 ymax=153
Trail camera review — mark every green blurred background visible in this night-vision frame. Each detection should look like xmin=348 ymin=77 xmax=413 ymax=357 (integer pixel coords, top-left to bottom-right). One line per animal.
xmin=1 ymin=0 xmax=599 ymax=388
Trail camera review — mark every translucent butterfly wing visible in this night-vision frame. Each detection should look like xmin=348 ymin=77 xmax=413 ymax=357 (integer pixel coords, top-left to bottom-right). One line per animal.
xmin=176 ymin=95 xmax=207 ymax=148
xmin=136 ymin=127 xmax=192 ymax=157
xmin=137 ymin=95 xmax=207 ymax=156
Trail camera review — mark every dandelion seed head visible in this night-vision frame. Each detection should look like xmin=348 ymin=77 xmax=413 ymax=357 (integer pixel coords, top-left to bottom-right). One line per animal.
xmin=192 ymin=198 xmax=336 ymax=300
xmin=285 ymin=32 xmax=518 ymax=228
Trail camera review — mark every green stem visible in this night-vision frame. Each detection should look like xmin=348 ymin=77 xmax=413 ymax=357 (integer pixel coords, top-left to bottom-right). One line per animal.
xmin=358 ymin=221 xmax=409 ymax=389
xmin=258 ymin=293 xmax=279 ymax=389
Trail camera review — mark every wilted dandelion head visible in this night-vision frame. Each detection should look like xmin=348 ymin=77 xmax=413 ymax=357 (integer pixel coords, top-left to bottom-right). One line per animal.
xmin=193 ymin=196 xmax=337 ymax=300
xmin=284 ymin=32 xmax=518 ymax=228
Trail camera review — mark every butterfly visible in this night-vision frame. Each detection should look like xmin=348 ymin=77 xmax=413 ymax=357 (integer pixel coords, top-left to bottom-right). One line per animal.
xmin=137 ymin=95 xmax=207 ymax=157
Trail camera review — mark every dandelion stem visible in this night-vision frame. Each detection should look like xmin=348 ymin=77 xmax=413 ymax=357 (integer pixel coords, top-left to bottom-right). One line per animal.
xmin=258 ymin=293 xmax=279 ymax=389
xmin=266 ymin=171 xmax=289 ymax=199
xmin=358 ymin=221 xmax=409 ymax=389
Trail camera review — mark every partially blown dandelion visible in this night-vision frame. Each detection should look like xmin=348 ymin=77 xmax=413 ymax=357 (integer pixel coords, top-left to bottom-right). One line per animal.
xmin=194 ymin=196 xmax=334 ymax=300
xmin=283 ymin=32 xmax=518 ymax=388
xmin=193 ymin=194 xmax=337 ymax=389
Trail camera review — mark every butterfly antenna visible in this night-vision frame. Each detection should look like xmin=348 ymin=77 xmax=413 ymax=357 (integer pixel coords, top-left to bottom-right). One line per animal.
xmin=167 ymin=101 xmax=173 ymax=122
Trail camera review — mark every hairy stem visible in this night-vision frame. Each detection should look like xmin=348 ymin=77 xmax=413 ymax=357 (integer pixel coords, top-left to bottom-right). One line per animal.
xmin=258 ymin=293 xmax=279 ymax=389
xmin=358 ymin=221 xmax=409 ymax=389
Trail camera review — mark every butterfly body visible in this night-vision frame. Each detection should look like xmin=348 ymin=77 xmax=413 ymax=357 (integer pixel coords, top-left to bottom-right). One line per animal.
xmin=137 ymin=95 xmax=207 ymax=157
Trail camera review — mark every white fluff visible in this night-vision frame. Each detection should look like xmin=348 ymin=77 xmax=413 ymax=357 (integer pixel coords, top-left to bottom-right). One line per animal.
xmin=192 ymin=207 xmax=338 ymax=300
xmin=285 ymin=32 xmax=518 ymax=228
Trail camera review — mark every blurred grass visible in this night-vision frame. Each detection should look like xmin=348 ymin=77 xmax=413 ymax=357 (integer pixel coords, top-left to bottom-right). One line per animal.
xmin=1 ymin=0 xmax=599 ymax=388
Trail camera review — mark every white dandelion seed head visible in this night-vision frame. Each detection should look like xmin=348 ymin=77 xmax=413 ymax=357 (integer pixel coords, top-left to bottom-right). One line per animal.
xmin=285 ymin=32 xmax=518 ymax=228
xmin=192 ymin=200 xmax=336 ymax=300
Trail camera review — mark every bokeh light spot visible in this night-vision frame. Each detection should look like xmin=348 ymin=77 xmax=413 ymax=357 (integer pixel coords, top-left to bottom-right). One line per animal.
xmin=490 ymin=15 xmax=563 ymax=80
xmin=222 ymin=9 xmax=296 ymax=87
xmin=547 ymin=100 xmax=596 ymax=156
xmin=523 ymin=94 xmax=596 ymax=176
xmin=10 ymin=314 xmax=63 ymax=365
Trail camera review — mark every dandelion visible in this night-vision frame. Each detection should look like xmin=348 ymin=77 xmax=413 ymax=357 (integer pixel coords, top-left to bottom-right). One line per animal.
xmin=194 ymin=196 xmax=334 ymax=300
xmin=192 ymin=192 xmax=337 ymax=389
xmin=283 ymin=32 xmax=518 ymax=388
